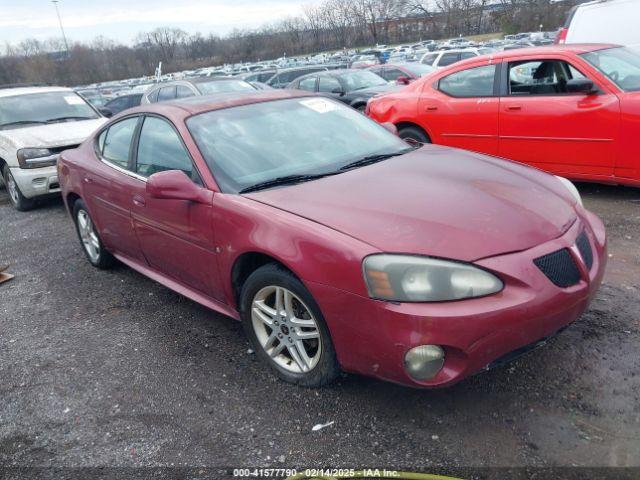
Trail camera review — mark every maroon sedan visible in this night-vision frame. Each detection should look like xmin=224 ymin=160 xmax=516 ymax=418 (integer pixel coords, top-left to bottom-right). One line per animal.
xmin=58 ymin=90 xmax=606 ymax=388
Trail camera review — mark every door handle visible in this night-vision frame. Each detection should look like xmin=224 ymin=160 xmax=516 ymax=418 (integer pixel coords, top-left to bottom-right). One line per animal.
xmin=132 ymin=195 xmax=146 ymax=207
xmin=83 ymin=176 xmax=93 ymax=184
xmin=426 ymin=106 xmax=438 ymax=111
xmin=506 ymin=105 xmax=522 ymax=111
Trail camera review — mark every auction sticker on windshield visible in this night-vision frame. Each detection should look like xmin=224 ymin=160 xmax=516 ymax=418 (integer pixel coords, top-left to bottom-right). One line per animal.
xmin=300 ymin=98 xmax=339 ymax=113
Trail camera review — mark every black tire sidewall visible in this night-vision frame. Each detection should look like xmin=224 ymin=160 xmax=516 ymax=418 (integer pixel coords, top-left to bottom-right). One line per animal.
xmin=240 ymin=264 xmax=340 ymax=387
xmin=72 ymin=199 xmax=115 ymax=269
xmin=399 ymin=126 xmax=430 ymax=145
xmin=3 ymin=165 xmax=34 ymax=211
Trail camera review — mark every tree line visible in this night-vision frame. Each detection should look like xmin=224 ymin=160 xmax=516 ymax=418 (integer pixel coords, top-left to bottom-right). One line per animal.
xmin=0 ymin=0 xmax=578 ymax=87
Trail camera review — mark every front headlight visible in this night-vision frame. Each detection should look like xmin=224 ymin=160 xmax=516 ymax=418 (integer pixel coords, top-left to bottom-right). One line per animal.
xmin=555 ymin=176 xmax=582 ymax=206
xmin=17 ymin=148 xmax=58 ymax=169
xmin=363 ymin=254 xmax=503 ymax=302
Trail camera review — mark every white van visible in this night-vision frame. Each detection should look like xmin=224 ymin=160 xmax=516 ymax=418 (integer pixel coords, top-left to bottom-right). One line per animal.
xmin=557 ymin=0 xmax=640 ymax=47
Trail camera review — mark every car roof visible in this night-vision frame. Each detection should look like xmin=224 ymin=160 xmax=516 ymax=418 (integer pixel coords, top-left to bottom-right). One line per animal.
xmin=0 ymin=85 xmax=72 ymax=98
xmin=444 ymin=43 xmax=620 ymax=69
xmin=121 ymin=89 xmax=315 ymax=119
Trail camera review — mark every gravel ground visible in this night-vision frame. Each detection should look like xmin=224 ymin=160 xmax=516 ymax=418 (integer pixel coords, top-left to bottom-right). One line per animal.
xmin=0 ymin=183 xmax=639 ymax=479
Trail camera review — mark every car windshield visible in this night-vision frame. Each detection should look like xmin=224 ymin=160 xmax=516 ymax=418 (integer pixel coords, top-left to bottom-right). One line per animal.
xmin=338 ymin=70 xmax=387 ymax=91
xmin=187 ymin=97 xmax=411 ymax=193
xmin=580 ymin=46 xmax=640 ymax=92
xmin=0 ymin=91 xmax=98 ymax=130
xmin=195 ymin=80 xmax=256 ymax=95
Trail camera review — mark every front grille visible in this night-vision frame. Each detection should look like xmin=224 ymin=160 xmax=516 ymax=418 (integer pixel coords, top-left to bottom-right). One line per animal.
xmin=576 ymin=231 xmax=593 ymax=270
xmin=534 ymin=248 xmax=581 ymax=288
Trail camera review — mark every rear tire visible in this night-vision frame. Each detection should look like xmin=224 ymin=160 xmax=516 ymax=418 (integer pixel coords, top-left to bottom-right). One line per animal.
xmin=3 ymin=165 xmax=35 ymax=211
xmin=399 ymin=126 xmax=431 ymax=146
xmin=240 ymin=263 xmax=340 ymax=387
xmin=72 ymin=199 xmax=116 ymax=269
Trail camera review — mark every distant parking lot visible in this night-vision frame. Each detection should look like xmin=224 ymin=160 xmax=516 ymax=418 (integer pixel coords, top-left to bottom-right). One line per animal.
xmin=0 ymin=183 xmax=638 ymax=477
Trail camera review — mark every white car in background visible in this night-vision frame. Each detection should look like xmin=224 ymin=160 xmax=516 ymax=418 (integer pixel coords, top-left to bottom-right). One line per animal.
xmin=420 ymin=48 xmax=496 ymax=68
xmin=0 ymin=86 xmax=106 ymax=211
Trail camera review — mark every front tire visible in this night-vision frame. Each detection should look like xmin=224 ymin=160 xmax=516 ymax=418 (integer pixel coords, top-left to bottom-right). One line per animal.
xmin=398 ymin=126 xmax=431 ymax=146
xmin=73 ymin=199 xmax=115 ymax=269
xmin=3 ymin=165 xmax=35 ymax=211
xmin=240 ymin=264 xmax=340 ymax=387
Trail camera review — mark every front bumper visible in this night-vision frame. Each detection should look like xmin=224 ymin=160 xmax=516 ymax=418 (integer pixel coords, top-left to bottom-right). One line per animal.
xmin=308 ymin=210 xmax=607 ymax=388
xmin=10 ymin=166 xmax=60 ymax=199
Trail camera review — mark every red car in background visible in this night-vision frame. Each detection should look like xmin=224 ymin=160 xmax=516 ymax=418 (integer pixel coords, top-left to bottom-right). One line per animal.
xmin=367 ymin=62 xmax=436 ymax=85
xmin=367 ymin=44 xmax=640 ymax=187
xmin=59 ymin=90 xmax=606 ymax=389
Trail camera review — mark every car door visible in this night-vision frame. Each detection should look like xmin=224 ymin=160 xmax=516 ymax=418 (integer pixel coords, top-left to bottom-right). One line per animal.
xmin=129 ymin=115 xmax=224 ymax=301
xmin=417 ymin=62 xmax=500 ymax=154
xmin=83 ymin=116 xmax=146 ymax=262
xmin=498 ymin=56 xmax=620 ymax=177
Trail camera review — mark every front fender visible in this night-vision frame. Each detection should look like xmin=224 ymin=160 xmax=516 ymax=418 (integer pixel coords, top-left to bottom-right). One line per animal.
xmin=210 ymin=193 xmax=378 ymax=307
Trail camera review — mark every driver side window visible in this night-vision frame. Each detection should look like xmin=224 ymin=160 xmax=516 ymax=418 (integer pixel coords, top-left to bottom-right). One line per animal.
xmin=135 ymin=116 xmax=201 ymax=184
xmin=508 ymin=60 xmax=587 ymax=95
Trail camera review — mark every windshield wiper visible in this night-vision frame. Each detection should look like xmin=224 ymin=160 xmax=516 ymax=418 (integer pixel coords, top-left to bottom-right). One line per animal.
xmin=339 ymin=149 xmax=412 ymax=171
xmin=239 ymin=173 xmax=338 ymax=194
xmin=45 ymin=116 xmax=94 ymax=124
xmin=0 ymin=120 xmax=46 ymax=130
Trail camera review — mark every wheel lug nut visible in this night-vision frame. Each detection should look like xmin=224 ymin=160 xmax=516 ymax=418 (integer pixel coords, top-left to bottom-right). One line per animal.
xmin=278 ymin=333 xmax=283 ymax=338
xmin=288 ymin=337 xmax=292 ymax=343
xmin=274 ymin=321 xmax=279 ymax=325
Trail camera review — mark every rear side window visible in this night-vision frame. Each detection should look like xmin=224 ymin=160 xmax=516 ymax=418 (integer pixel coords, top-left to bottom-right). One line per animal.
xmin=438 ymin=53 xmax=460 ymax=67
xmin=136 ymin=116 xmax=199 ymax=182
xmin=460 ymin=51 xmax=477 ymax=60
xmin=298 ymin=76 xmax=317 ymax=91
xmin=99 ymin=117 xmax=139 ymax=169
xmin=439 ymin=65 xmax=496 ymax=97
xmin=421 ymin=53 xmax=438 ymax=65
xmin=176 ymin=85 xmax=196 ymax=99
xmin=147 ymin=89 xmax=160 ymax=103
xmin=157 ymin=86 xmax=176 ymax=102
xmin=383 ymin=68 xmax=404 ymax=81
xmin=318 ymin=76 xmax=342 ymax=93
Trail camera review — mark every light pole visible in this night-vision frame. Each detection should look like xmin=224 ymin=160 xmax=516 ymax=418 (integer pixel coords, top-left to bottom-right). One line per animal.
xmin=51 ymin=0 xmax=70 ymax=55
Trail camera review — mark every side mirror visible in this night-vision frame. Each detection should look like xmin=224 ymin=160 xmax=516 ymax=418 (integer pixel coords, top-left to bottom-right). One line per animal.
xmin=147 ymin=170 xmax=213 ymax=204
xmin=566 ymin=78 xmax=596 ymax=94
xmin=381 ymin=122 xmax=398 ymax=136
xmin=396 ymin=75 xmax=411 ymax=85
xmin=331 ymin=87 xmax=345 ymax=96
xmin=98 ymin=107 xmax=113 ymax=118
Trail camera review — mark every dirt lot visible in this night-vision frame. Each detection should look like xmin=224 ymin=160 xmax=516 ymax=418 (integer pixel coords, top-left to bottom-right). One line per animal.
xmin=0 ymin=183 xmax=639 ymax=479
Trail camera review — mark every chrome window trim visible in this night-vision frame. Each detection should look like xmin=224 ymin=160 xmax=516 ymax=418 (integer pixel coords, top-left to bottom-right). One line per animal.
xmin=99 ymin=157 xmax=147 ymax=182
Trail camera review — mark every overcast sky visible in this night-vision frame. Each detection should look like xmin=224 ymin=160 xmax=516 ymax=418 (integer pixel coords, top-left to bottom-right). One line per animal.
xmin=0 ymin=0 xmax=306 ymax=46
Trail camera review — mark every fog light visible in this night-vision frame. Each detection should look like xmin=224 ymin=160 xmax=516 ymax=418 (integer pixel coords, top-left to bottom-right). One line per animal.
xmin=404 ymin=345 xmax=445 ymax=381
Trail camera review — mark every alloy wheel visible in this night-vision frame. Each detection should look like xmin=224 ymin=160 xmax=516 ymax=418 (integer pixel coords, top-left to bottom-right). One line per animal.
xmin=77 ymin=209 xmax=101 ymax=263
xmin=251 ymin=285 xmax=322 ymax=374
xmin=6 ymin=170 xmax=19 ymax=205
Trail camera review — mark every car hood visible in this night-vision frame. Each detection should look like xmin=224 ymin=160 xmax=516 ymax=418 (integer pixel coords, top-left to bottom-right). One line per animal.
xmin=244 ymin=145 xmax=577 ymax=261
xmin=0 ymin=118 xmax=106 ymax=150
